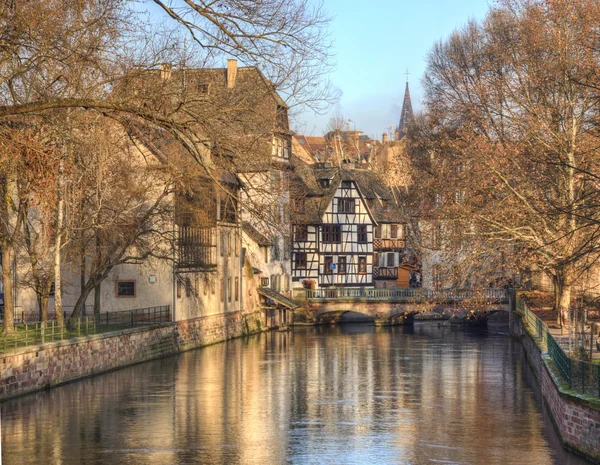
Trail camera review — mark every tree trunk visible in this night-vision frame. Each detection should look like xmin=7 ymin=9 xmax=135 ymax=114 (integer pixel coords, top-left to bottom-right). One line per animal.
xmin=80 ymin=254 xmax=86 ymax=317
xmin=40 ymin=294 xmax=48 ymax=324
xmin=2 ymin=243 xmax=15 ymax=334
xmin=553 ymin=274 xmax=562 ymax=327
xmin=54 ymin=157 xmax=65 ymax=326
xmin=94 ymin=282 xmax=101 ymax=316
xmin=72 ymin=278 xmax=97 ymax=320
xmin=558 ymin=283 xmax=571 ymax=336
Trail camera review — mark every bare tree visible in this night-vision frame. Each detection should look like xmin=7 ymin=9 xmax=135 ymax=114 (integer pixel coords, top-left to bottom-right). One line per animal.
xmin=405 ymin=0 xmax=600 ymax=330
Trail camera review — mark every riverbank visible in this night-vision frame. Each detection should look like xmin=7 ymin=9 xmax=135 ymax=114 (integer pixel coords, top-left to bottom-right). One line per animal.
xmin=510 ymin=311 xmax=600 ymax=463
xmin=0 ymin=310 xmax=263 ymax=401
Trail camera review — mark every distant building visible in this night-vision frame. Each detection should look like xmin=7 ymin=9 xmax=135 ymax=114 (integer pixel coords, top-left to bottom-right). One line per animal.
xmin=290 ymin=159 xmax=417 ymax=289
xmin=293 ymin=131 xmax=380 ymax=166
xmin=395 ymin=81 xmax=413 ymax=140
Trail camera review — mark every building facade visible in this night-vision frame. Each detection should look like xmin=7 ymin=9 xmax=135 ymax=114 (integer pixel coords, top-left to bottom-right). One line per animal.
xmin=291 ymin=161 xmax=412 ymax=289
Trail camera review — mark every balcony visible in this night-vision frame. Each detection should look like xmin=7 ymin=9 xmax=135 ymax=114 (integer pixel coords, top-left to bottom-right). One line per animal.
xmin=373 ymin=267 xmax=398 ymax=280
xmin=374 ymin=238 xmax=405 ymax=250
xmin=176 ymin=226 xmax=217 ymax=270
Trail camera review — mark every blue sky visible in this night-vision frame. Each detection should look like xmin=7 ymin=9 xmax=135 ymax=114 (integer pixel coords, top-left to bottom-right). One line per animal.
xmin=295 ymin=0 xmax=492 ymax=138
xmin=140 ymin=0 xmax=491 ymax=138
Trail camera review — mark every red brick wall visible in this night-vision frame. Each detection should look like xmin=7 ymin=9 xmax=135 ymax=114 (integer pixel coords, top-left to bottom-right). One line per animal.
xmin=0 ymin=311 xmax=262 ymax=400
xmin=541 ymin=363 xmax=600 ymax=462
xmin=511 ymin=313 xmax=600 ymax=463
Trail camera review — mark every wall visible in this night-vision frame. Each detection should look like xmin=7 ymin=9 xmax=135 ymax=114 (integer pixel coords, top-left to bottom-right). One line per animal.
xmin=0 ymin=310 xmax=262 ymax=401
xmin=510 ymin=313 xmax=600 ymax=463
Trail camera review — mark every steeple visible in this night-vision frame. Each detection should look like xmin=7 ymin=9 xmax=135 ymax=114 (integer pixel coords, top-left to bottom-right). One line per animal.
xmin=396 ymin=80 xmax=413 ymax=140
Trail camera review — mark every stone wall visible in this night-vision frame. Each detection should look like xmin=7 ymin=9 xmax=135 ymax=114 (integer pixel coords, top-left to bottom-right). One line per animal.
xmin=0 ymin=311 xmax=262 ymax=401
xmin=510 ymin=312 xmax=600 ymax=463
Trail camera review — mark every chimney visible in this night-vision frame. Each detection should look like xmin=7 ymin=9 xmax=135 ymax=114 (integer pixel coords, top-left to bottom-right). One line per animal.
xmin=227 ymin=59 xmax=238 ymax=88
xmin=160 ymin=63 xmax=172 ymax=81
xmin=382 ymin=133 xmax=388 ymax=143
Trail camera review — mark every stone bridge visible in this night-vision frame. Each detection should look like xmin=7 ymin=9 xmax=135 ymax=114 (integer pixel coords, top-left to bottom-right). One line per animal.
xmin=302 ymin=288 xmax=510 ymax=325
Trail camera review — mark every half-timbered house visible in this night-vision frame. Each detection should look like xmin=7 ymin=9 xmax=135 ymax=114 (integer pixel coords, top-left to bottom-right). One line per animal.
xmin=291 ymin=159 xmax=413 ymax=289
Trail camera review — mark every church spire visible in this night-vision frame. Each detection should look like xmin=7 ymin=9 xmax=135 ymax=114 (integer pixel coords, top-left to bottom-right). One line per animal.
xmin=396 ymin=80 xmax=413 ymax=140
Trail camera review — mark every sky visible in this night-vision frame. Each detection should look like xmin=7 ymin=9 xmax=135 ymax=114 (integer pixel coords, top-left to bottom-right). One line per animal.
xmin=140 ymin=0 xmax=492 ymax=139
xmin=294 ymin=0 xmax=492 ymax=139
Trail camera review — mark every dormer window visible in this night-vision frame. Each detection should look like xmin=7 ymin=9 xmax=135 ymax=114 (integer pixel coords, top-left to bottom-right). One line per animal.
xmin=198 ymin=83 xmax=209 ymax=95
xmin=341 ymin=180 xmax=352 ymax=188
xmin=319 ymin=178 xmax=331 ymax=188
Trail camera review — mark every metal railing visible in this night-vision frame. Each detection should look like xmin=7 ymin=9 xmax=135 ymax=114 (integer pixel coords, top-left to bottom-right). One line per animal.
xmin=373 ymin=267 xmax=399 ymax=279
xmin=516 ymin=299 xmax=600 ymax=398
xmin=305 ymin=287 xmax=508 ymax=302
xmin=0 ymin=305 xmax=170 ymax=353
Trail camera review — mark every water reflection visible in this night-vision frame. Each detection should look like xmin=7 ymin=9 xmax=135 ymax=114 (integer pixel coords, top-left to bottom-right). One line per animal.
xmin=2 ymin=323 xmax=591 ymax=465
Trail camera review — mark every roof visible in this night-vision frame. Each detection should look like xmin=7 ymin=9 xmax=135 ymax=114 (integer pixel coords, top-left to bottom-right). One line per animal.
xmin=396 ymin=82 xmax=413 ymax=140
xmin=292 ymin=132 xmax=380 ymax=165
xmin=242 ymin=221 xmax=272 ymax=247
xmin=120 ymin=63 xmax=291 ymax=174
xmin=290 ymin=156 xmax=405 ymax=225
xmin=257 ymin=287 xmax=300 ymax=309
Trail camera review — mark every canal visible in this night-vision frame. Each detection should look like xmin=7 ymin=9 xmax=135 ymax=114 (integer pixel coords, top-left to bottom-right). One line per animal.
xmin=1 ymin=323 xmax=593 ymax=465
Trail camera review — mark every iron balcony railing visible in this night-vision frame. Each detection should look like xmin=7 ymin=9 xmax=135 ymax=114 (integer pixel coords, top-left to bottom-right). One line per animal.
xmin=305 ymin=287 xmax=508 ymax=302
xmin=0 ymin=305 xmax=171 ymax=353
xmin=373 ymin=267 xmax=399 ymax=280
xmin=373 ymin=238 xmax=406 ymax=250
xmin=515 ymin=299 xmax=599 ymax=398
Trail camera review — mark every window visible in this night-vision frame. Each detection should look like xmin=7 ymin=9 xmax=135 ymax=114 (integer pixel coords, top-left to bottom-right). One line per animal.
xmin=283 ymin=139 xmax=289 ymax=159
xmin=341 ymin=180 xmax=352 ymax=189
xmin=295 ymin=225 xmax=308 ymax=241
xmin=374 ymin=225 xmax=381 ymax=238
xmin=220 ymin=232 xmax=226 ymax=256
xmin=358 ymin=256 xmax=367 ymax=274
xmin=433 ymin=224 xmax=442 ymax=249
xmin=324 ymin=256 xmax=333 ymax=275
xmin=271 ymin=274 xmax=281 ymax=291
xmin=235 ymin=277 xmax=239 ymax=301
xmin=387 ymin=253 xmax=395 ymax=267
xmin=194 ymin=277 xmax=200 ymax=297
xmin=228 ymin=231 xmax=232 ymax=257
xmin=204 ymin=278 xmax=209 ymax=296
xmin=272 ymin=237 xmax=281 ymax=260
xmin=220 ymin=279 xmax=224 ymax=302
xmin=186 ymin=278 xmax=192 ymax=297
xmin=432 ymin=264 xmax=442 ymax=289
xmin=435 ymin=193 xmax=443 ymax=209
xmin=116 ymin=280 xmax=136 ymax=297
xmin=228 ymin=278 xmax=232 ymax=302
xmin=177 ymin=279 xmax=182 ymax=298
xmin=374 ymin=252 xmax=379 ymax=267
xmin=318 ymin=178 xmax=331 ymax=188
xmin=391 ymin=224 xmax=398 ymax=239
xmin=322 ymin=225 xmax=341 ymax=243
xmin=338 ymin=198 xmax=355 ymax=213
xmin=455 ymin=191 xmax=464 ymax=204
xmin=338 ymin=256 xmax=347 ymax=274
xmin=296 ymin=252 xmax=307 ymax=269
xmin=357 ymin=225 xmax=367 ymax=243
xmin=261 ymin=277 xmax=270 ymax=287
xmin=235 ymin=231 xmax=240 ymax=256
xmin=198 ymin=83 xmax=210 ymax=95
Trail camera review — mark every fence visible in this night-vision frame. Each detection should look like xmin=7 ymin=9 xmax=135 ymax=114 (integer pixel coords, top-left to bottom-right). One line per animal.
xmin=0 ymin=305 xmax=171 ymax=353
xmin=305 ymin=287 xmax=508 ymax=302
xmin=515 ymin=299 xmax=600 ymax=398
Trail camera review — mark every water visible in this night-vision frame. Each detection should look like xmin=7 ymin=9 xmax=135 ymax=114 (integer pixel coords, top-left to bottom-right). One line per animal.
xmin=1 ymin=323 xmax=593 ymax=465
